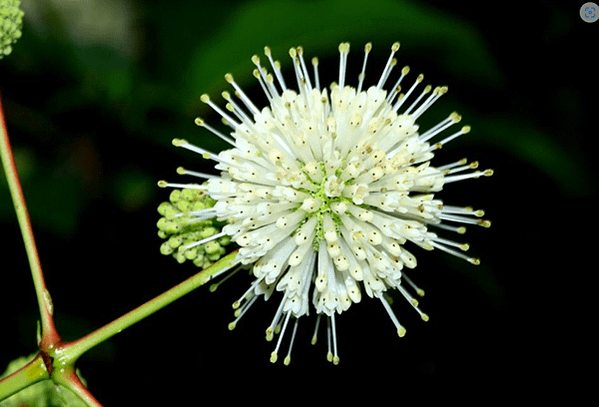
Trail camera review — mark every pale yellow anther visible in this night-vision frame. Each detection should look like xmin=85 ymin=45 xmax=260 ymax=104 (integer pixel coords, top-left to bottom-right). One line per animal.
xmin=462 ymin=125 xmax=471 ymax=134
xmin=266 ymin=327 xmax=274 ymax=341
xmin=484 ymin=169 xmax=494 ymax=176
xmin=200 ymin=94 xmax=210 ymax=103
xmin=157 ymin=180 xmax=168 ymax=188
xmin=264 ymin=46 xmax=272 ymax=56
xmin=460 ymin=243 xmax=470 ymax=251
xmin=251 ymin=54 xmax=260 ymax=65
xmin=421 ymin=313 xmax=430 ymax=322
xmin=252 ymin=69 xmax=261 ymax=79
xmin=423 ymin=84 xmax=432 ymax=93
xmin=221 ymin=91 xmax=231 ymax=100
xmin=397 ymin=327 xmax=406 ymax=337
xmin=289 ymin=47 xmax=297 ymax=58
xmin=225 ymin=103 xmax=234 ymax=112
xmin=364 ymin=42 xmax=372 ymax=53
xmin=228 ymin=322 xmax=237 ymax=330
xmin=401 ymin=65 xmax=410 ymax=75
xmin=478 ymin=219 xmax=492 ymax=228
xmin=469 ymin=161 xmax=480 ymax=169
xmin=176 ymin=167 xmax=186 ymax=175
xmin=270 ymin=352 xmax=278 ymax=363
xmin=391 ymin=41 xmax=400 ymax=52
xmin=224 ymin=73 xmax=234 ymax=83
xmin=194 ymin=117 xmax=204 ymax=126
xmin=450 ymin=112 xmax=462 ymax=123
xmin=296 ymin=46 xmax=304 ymax=55
xmin=312 ymin=56 xmax=318 ymax=66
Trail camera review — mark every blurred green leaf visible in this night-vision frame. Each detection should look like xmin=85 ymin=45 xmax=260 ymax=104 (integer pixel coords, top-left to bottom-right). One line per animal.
xmin=481 ymin=116 xmax=592 ymax=196
xmin=184 ymin=0 xmax=502 ymax=101
xmin=112 ymin=167 xmax=155 ymax=212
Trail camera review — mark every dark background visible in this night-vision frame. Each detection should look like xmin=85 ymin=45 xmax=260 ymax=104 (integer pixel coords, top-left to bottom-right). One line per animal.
xmin=1 ymin=0 xmax=596 ymax=404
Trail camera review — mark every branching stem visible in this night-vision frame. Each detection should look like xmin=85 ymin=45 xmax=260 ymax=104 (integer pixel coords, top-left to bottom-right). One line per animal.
xmin=1 ymin=91 xmax=239 ymax=405
xmin=0 ymin=92 xmax=60 ymax=348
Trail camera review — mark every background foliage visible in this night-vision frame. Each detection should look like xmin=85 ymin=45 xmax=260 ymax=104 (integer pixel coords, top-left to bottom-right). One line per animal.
xmin=1 ymin=0 xmax=595 ymax=403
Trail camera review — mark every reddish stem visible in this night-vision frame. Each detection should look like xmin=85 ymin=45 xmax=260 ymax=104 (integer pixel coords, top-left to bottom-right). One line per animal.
xmin=0 ymin=93 xmax=98 ymax=405
xmin=0 ymin=92 xmax=59 ymax=345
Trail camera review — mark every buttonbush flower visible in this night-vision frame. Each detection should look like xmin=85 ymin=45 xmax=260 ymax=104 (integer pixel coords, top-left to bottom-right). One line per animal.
xmin=159 ymin=42 xmax=492 ymax=365
xmin=0 ymin=0 xmax=24 ymax=58
xmin=157 ymin=187 xmax=231 ymax=268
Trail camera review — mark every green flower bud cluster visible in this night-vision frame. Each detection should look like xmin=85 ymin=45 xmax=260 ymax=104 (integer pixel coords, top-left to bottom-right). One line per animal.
xmin=0 ymin=354 xmax=87 ymax=407
xmin=0 ymin=0 xmax=24 ymax=59
xmin=157 ymin=187 xmax=231 ymax=268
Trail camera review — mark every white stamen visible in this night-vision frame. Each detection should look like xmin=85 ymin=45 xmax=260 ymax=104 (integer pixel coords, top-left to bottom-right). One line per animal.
xmin=312 ymin=57 xmax=321 ymax=91
xmin=228 ymin=293 xmax=258 ymax=330
xmin=419 ymin=112 xmax=460 ymax=143
xmin=225 ymin=73 xmax=261 ymax=115
xmin=296 ymin=46 xmax=313 ymax=91
xmin=311 ymin=313 xmax=322 ymax=345
xmin=379 ymin=295 xmax=406 ymax=337
xmin=200 ymin=94 xmax=240 ymax=129
xmin=271 ymin=311 xmax=293 ymax=363
xmin=437 ymin=125 xmax=471 ymax=146
xmin=338 ymin=42 xmax=350 ymax=89
xmin=157 ymin=180 xmax=207 ymax=190
xmin=396 ymin=74 xmax=425 ymax=114
xmin=176 ymin=167 xmax=217 ymax=180
xmin=356 ymin=42 xmax=372 ymax=94
xmin=444 ymin=169 xmax=493 ymax=183
xmin=411 ymin=86 xmax=447 ymax=119
xmin=284 ymin=318 xmax=300 ymax=365
xmin=376 ymin=41 xmax=400 ymax=90
xmin=181 ymin=230 xmax=227 ymax=251
xmin=264 ymin=46 xmax=287 ymax=92
xmin=195 ymin=117 xmax=237 ymax=146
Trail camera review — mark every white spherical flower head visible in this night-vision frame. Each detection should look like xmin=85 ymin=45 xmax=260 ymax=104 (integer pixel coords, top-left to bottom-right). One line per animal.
xmin=159 ymin=42 xmax=492 ymax=365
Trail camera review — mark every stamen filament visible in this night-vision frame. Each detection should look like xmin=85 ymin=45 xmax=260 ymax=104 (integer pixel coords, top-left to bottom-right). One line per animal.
xmin=356 ymin=42 xmax=372 ymax=93
xmin=181 ymin=230 xmax=227 ymax=251
xmin=379 ymin=295 xmax=406 ymax=337
xmin=377 ymin=41 xmax=400 ymax=90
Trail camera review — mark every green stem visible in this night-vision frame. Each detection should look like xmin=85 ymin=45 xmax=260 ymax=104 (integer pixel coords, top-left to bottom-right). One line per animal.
xmin=1 ymin=91 xmax=239 ymax=405
xmin=0 ymin=353 xmax=49 ymax=401
xmin=53 ymin=367 xmax=103 ymax=407
xmin=0 ymin=92 xmax=59 ymax=346
xmin=57 ymin=251 xmax=238 ymax=363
